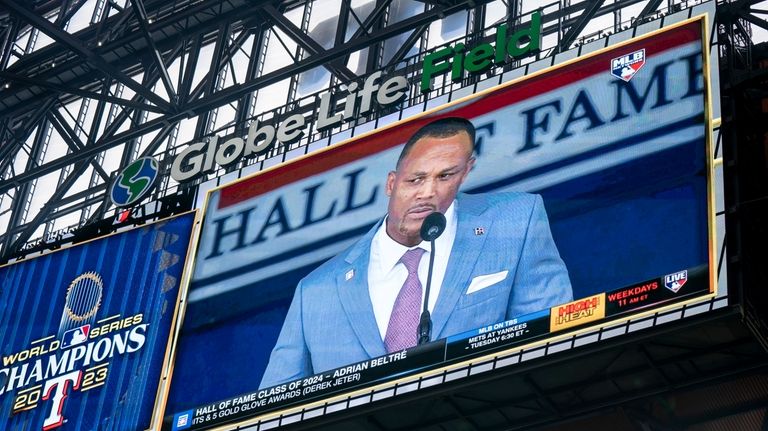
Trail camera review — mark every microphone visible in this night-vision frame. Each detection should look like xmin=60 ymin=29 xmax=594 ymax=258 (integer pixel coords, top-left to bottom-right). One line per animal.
xmin=418 ymin=212 xmax=446 ymax=345
xmin=420 ymin=212 xmax=446 ymax=241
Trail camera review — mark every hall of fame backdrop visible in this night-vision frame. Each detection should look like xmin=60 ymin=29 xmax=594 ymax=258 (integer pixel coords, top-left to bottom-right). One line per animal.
xmin=165 ymin=17 xmax=716 ymax=430
xmin=0 ymin=212 xmax=196 ymax=431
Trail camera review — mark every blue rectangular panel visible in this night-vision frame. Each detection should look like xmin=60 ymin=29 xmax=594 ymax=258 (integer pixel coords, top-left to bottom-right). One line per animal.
xmin=0 ymin=212 xmax=195 ymax=431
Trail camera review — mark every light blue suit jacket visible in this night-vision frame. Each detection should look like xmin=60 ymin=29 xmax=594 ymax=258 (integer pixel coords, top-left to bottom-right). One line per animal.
xmin=259 ymin=192 xmax=572 ymax=388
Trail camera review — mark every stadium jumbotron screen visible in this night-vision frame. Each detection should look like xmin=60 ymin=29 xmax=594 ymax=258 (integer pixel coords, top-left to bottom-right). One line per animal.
xmin=0 ymin=212 xmax=196 ymax=431
xmin=165 ymin=16 xmax=715 ymax=431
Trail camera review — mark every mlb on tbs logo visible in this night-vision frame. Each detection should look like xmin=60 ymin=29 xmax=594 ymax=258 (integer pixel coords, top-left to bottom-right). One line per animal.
xmin=611 ymin=49 xmax=646 ymax=82
xmin=664 ymin=270 xmax=688 ymax=293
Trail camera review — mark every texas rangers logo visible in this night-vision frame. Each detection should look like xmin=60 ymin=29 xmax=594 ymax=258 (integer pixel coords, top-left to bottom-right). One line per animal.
xmin=664 ymin=270 xmax=688 ymax=293
xmin=611 ymin=49 xmax=645 ymax=82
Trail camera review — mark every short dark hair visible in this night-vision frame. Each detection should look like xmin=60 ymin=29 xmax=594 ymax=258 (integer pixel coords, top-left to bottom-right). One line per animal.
xmin=396 ymin=117 xmax=476 ymax=169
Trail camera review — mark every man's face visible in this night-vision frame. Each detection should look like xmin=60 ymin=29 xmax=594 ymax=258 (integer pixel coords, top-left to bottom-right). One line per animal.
xmin=385 ymin=131 xmax=475 ymax=246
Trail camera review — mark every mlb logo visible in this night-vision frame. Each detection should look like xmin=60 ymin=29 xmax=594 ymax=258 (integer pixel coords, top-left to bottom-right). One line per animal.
xmin=664 ymin=270 xmax=688 ymax=293
xmin=611 ymin=49 xmax=646 ymax=82
xmin=173 ymin=410 xmax=194 ymax=431
xmin=61 ymin=324 xmax=90 ymax=348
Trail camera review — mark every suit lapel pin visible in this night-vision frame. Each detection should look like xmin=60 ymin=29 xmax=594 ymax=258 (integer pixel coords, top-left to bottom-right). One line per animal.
xmin=345 ymin=269 xmax=355 ymax=281
xmin=474 ymin=227 xmax=485 ymax=236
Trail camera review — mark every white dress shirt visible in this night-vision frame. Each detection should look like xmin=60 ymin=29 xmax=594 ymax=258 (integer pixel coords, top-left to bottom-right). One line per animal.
xmin=368 ymin=202 xmax=458 ymax=340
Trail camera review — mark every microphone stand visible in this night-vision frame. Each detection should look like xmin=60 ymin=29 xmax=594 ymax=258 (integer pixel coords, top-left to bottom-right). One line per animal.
xmin=418 ymin=238 xmax=436 ymax=345
xmin=417 ymin=211 xmax=445 ymax=346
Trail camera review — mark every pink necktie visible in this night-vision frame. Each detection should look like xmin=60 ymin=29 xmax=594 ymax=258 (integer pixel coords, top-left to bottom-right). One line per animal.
xmin=384 ymin=248 xmax=425 ymax=352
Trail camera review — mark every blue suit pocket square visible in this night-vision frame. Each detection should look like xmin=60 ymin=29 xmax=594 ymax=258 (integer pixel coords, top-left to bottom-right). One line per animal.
xmin=466 ymin=270 xmax=509 ymax=294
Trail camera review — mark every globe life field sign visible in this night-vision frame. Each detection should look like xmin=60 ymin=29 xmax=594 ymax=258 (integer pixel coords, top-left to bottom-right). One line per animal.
xmin=167 ymin=16 xmax=542 ymax=184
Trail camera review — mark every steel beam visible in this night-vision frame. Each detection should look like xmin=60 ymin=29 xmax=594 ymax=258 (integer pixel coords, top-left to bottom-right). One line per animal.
xmin=0 ymin=70 xmax=165 ymax=113
xmin=234 ymin=25 xmax=266 ymax=131
xmin=176 ymin=13 xmax=260 ymax=108
xmin=261 ymin=4 xmax=358 ymax=82
xmin=2 ymin=0 xmax=174 ymax=111
xmin=194 ymin=21 xmax=230 ymax=137
xmin=365 ymin=0 xmax=389 ymax=73
xmin=558 ymin=0 xmax=606 ymax=52
xmin=738 ymin=9 xmax=768 ymax=32
xmin=1 ymin=117 xmax=51 ymax=255
xmin=0 ymin=99 xmax=56 ymax=179
xmin=0 ymin=49 xmax=177 ymax=196
xmin=128 ymin=0 xmax=177 ymax=101
xmin=386 ymin=24 xmax=428 ymax=68
xmin=0 ymin=15 xmax=19 ymax=69
xmin=55 ymin=0 xmax=90 ymax=27
xmin=346 ymin=0 xmax=393 ymax=40
xmin=178 ymin=33 xmax=204 ymax=105
xmin=47 ymin=110 xmax=110 ymax=181
xmin=340 ymin=0 xmax=394 ymax=68
xmin=2 ymin=156 xmax=94 ymax=259
xmin=336 ymin=0 xmax=352 ymax=48
xmin=632 ymin=0 xmax=664 ymax=27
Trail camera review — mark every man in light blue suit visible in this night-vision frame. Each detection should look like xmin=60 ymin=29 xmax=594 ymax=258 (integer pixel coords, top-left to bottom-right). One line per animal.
xmin=260 ymin=117 xmax=572 ymax=389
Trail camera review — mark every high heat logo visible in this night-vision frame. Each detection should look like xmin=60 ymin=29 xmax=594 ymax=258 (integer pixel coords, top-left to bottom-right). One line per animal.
xmin=611 ymin=49 xmax=645 ymax=82
xmin=550 ymin=293 xmax=606 ymax=331
xmin=664 ymin=270 xmax=688 ymax=293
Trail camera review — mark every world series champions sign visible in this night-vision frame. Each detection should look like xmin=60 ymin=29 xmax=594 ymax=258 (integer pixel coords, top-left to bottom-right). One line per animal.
xmin=0 ymin=212 xmax=196 ymax=431
xmin=166 ymin=16 xmax=715 ymax=430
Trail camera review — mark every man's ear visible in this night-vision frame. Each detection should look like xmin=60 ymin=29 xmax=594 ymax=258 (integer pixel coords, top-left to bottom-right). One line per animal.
xmin=386 ymin=171 xmax=396 ymax=197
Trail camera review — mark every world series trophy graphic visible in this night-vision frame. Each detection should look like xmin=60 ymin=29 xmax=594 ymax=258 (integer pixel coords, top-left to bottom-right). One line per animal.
xmin=58 ymin=272 xmax=104 ymax=348
xmin=34 ymin=272 xmax=108 ymax=430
